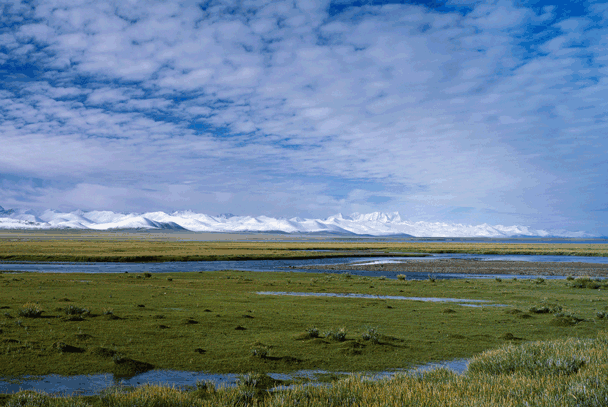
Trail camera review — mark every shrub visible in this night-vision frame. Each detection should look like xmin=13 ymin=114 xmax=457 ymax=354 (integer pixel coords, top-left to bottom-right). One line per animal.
xmin=362 ymin=326 xmax=380 ymax=344
xmin=325 ymin=327 xmax=347 ymax=342
xmin=191 ymin=380 xmax=216 ymax=400
xmin=495 ymin=277 xmax=502 ymax=282
xmin=569 ymin=277 xmax=603 ymax=289
xmin=54 ymin=342 xmax=69 ymax=353
xmin=112 ymin=353 xmax=126 ymax=364
xmin=237 ymin=372 xmax=263 ymax=388
xmin=236 ymin=372 xmax=279 ymax=396
xmin=597 ymin=311 xmax=608 ymax=319
xmin=305 ymin=327 xmax=320 ymax=338
xmin=53 ymin=342 xmax=83 ymax=353
xmin=18 ymin=303 xmax=43 ymax=318
xmin=529 ymin=304 xmax=562 ymax=314
xmin=397 ymin=274 xmax=406 ymax=281
xmin=250 ymin=347 xmax=268 ymax=358
xmin=102 ymin=308 xmax=113 ymax=315
xmin=144 ymin=272 xmax=152 ymax=278
xmin=64 ymin=305 xmax=89 ymax=316
xmin=195 ymin=380 xmax=215 ymax=392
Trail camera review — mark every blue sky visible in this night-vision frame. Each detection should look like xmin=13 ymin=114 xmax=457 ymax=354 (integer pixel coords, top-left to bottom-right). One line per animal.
xmin=1 ymin=0 xmax=607 ymax=235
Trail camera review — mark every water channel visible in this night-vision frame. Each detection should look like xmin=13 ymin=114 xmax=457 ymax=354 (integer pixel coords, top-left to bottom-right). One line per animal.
xmin=1 ymin=253 xmax=607 ymax=280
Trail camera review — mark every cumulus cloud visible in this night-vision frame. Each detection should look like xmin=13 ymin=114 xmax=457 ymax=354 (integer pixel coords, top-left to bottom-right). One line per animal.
xmin=0 ymin=0 xmax=606 ymax=234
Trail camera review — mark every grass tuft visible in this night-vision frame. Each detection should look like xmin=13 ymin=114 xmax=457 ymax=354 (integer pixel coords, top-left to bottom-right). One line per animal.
xmin=361 ymin=326 xmax=380 ymax=344
xmin=305 ymin=327 xmax=320 ymax=338
xmin=64 ymin=305 xmax=89 ymax=316
xmin=18 ymin=303 xmax=43 ymax=318
xmin=250 ymin=346 xmax=269 ymax=358
xmin=529 ymin=304 xmax=562 ymax=314
xmin=325 ymin=327 xmax=347 ymax=342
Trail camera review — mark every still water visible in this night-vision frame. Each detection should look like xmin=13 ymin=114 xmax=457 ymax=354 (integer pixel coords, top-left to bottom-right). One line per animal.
xmin=256 ymin=291 xmax=505 ymax=307
xmin=0 ymin=359 xmax=469 ymax=396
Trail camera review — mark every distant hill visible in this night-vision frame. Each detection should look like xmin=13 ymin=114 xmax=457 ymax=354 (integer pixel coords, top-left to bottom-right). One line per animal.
xmin=0 ymin=207 xmax=593 ymax=238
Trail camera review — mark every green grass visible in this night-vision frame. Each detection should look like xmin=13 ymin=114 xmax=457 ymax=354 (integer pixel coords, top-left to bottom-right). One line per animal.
xmin=1 ymin=270 xmax=607 ymax=378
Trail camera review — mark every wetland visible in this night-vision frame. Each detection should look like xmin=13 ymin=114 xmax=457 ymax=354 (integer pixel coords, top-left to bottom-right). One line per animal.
xmin=1 ymin=233 xmax=608 ymax=405
xmin=1 ymin=269 xmax=607 ymax=379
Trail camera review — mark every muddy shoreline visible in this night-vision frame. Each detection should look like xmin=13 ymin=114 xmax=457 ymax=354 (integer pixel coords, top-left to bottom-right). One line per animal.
xmin=297 ymin=259 xmax=608 ymax=277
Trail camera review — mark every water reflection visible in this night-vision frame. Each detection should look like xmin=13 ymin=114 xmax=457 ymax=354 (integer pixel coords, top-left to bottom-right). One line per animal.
xmin=0 ymin=359 xmax=469 ymax=396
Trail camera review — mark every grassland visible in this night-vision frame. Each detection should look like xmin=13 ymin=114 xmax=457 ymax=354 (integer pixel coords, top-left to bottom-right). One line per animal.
xmin=2 ymin=234 xmax=608 ymax=405
xmin=2 ymin=335 xmax=608 ymax=406
xmin=0 ymin=231 xmax=606 ymax=262
xmin=1 ymin=270 xmax=607 ymax=380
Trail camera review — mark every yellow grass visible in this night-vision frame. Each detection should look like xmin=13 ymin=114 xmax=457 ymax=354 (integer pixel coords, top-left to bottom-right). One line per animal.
xmin=0 ymin=233 xmax=606 ymax=262
xmin=5 ymin=334 xmax=608 ymax=406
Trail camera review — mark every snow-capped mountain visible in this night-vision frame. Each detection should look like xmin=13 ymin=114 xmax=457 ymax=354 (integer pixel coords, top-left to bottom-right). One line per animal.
xmin=0 ymin=206 xmax=592 ymax=237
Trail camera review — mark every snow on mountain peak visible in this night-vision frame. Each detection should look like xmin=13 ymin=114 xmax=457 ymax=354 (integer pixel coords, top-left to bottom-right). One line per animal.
xmin=0 ymin=206 xmax=593 ymax=237
xmin=350 ymin=211 xmax=401 ymax=223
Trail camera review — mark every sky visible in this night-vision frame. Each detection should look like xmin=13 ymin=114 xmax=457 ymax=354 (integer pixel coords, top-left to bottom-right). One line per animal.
xmin=0 ymin=0 xmax=607 ymax=235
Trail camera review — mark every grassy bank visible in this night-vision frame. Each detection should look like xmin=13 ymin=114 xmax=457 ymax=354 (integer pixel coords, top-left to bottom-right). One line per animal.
xmin=1 ymin=270 xmax=607 ymax=378
xmin=2 ymin=334 xmax=608 ymax=406
xmin=388 ymin=242 xmax=608 ymax=257
xmin=0 ymin=236 xmax=606 ymax=262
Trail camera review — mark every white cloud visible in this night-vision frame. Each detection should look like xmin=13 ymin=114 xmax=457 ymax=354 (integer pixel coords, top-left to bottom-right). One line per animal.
xmin=0 ymin=0 xmax=606 ymax=234
xmin=86 ymin=88 xmax=130 ymax=105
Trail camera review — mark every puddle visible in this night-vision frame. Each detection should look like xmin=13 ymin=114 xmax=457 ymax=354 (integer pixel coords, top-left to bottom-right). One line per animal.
xmin=256 ymin=291 xmax=501 ymax=306
xmin=458 ymin=303 xmax=508 ymax=308
xmin=0 ymin=359 xmax=469 ymax=396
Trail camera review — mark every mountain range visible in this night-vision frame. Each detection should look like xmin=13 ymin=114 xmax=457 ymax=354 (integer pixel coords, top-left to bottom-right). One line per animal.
xmin=0 ymin=206 xmax=593 ymax=238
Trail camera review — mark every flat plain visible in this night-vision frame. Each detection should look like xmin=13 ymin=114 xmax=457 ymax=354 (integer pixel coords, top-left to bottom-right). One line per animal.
xmin=0 ymin=230 xmax=606 ymax=262
xmin=1 ymin=268 xmax=607 ymax=377
xmin=1 ymin=233 xmax=608 ymax=406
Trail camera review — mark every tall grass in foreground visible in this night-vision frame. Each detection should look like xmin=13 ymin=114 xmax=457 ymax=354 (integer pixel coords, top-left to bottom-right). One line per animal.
xmin=6 ymin=334 xmax=608 ymax=407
